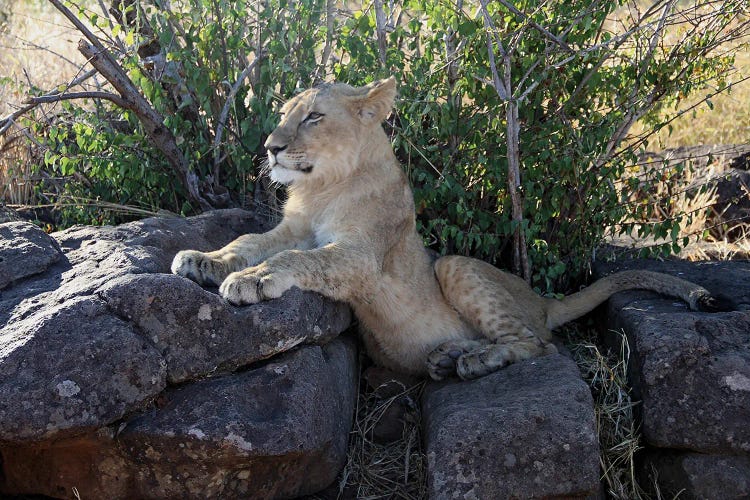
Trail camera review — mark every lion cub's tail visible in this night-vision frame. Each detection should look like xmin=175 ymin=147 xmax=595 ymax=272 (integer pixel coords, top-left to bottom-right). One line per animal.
xmin=544 ymin=270 xmax=735 ymax=330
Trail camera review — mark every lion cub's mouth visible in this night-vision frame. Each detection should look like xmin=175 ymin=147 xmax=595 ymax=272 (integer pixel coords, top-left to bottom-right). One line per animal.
xmin=268 ymin=153 xmax=314 ymax=175
xmin=274 ymin=164 xmax=313 ymax=174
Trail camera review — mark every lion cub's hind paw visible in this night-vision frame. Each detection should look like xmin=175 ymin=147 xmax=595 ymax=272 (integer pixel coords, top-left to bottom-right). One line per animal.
xmin=426 ymin=339 xmax=490 ymax=381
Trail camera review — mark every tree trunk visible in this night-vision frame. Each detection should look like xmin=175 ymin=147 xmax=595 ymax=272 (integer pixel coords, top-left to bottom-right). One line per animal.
xmin=505 ymin=98 xmax=530 ymax=283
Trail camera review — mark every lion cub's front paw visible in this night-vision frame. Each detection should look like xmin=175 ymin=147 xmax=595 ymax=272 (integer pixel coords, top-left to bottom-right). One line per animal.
xmin=219 ymin=266 xmax=297 ymax=306
xmin=171 ymin=250 xmax=231 ymax=287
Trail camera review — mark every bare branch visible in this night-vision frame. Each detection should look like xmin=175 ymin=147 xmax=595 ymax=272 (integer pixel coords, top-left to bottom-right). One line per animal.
xmin=0 ymin=69 xmax=99 ymax=136
xmin=638 ymin=0 xmax=674 ymax=80
xmin=374 ymin=0 xmax=387 ymax=66
xmin=477 ymin=0 xmax=531 ymax=282
xmin=77 ymin=40 xmax=212 ymax=210
xmin=24 ymin=91 xmax=128 ymax=108
xmin=213 ymin=55 xmax=263 ymax=169
xmin=478 ymin=0 xmax=508 ymax=58
xmin=515 ymin=58 xmax=541 ymax=99
xmin=478 ymin=0 xmax=509 ymax=100
xmin=315 ymin=0 xmax=335 ymax=81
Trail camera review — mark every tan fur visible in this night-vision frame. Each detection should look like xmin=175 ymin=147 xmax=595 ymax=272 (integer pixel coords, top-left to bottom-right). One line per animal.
xmin=172 ymin=77 xmax=722 ymax=380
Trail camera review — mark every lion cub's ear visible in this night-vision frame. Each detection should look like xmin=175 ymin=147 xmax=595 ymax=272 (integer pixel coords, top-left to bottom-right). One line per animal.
xmin=352 ymin=76 xmax=397 ymax=123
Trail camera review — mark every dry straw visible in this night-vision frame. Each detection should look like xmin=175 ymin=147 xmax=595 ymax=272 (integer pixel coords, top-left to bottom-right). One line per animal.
xmin=317 ymin=373 xmax=427 ymax=500
xmin=567 ymin=327 xmax=647 ymax=499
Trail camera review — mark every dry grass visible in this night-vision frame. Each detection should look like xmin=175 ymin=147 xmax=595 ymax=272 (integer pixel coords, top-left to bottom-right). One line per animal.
xmin=1 ymin=0 xmax=85 ymax=208
xmin=333 ymin=378 xmax=427 ymax=500
xmin=632 ymin=47 xmax=750 ymax=149
xmin=566 ymin=327 xmax=647 ymax=500
xmin=0 ymin=1 xmax=84 ymax=116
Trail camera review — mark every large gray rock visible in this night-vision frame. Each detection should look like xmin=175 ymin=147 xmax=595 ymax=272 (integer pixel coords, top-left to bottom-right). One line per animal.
xmin=640 ymin=451 xmax=750 ymax=500
xmin=2 ymin=338 xmax=358 ymax=499
xmin=595 ymin=259 xmax=750 ymax=454
xmin=422 ymin=353 xmax=599 ymax=499
xmin=594 ymin=259 xmax=750 ymax=498
xmin=120 ymin=339 xmax=357 ymax=499
xmin=0 ymin=295 xmax=166 ymax=442
xmin=100 ymin=274 xmax=350 ymax=383
xmin=0 ymin=221 xmax=61 ymax=289
xmin=0 ymin=209 xmax=355 ymax=499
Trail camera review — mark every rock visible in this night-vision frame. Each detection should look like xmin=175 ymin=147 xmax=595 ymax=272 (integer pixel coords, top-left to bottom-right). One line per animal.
xmin=53 ymin=207 xmax=273 ymax=273
xmin=0 ymin=221 xmax=61 ymax=289
xmin=100 ymin=274 xmax=351 ymax=383
xmin=120 ymin=339 xmax=357 ymax=499
xmin=594 ymin=259 xmax=750 ymax=454
xmin=0 ymin=209 xmax=355 ymax=498
xmin=639 ymin=451 xmax=750 ymax=499
xmin=2 ymin=338 xmax=358 ymax=499
xmin=422 ymin=354 xmax=599 ymax=499
xmin=0 ymin=296 xmax=166 ymax=442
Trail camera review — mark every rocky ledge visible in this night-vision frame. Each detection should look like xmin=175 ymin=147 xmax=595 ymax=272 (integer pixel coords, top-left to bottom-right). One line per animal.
xmin=0 ymin=210 xmax=354 ymax=498
xmin=2 ymin=210 xmax=749 ymax=499
xmin=595 ymin=258 xmax=750 ymax=498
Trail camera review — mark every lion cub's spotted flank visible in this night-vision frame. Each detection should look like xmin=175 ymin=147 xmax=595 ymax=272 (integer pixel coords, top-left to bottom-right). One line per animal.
xmin=172 ymin=77 xmax=733 ymax=380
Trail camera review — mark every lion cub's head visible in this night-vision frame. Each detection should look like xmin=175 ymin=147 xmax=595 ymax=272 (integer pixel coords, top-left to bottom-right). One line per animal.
xmin=264 ymin=77 xmax=396 ymax=185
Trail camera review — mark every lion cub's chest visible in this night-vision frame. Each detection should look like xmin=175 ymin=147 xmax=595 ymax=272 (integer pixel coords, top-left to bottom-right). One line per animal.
xmin=313 ymin=223 xmax=337 ymax=247
xmin=309 ymin=206 xmax=350 ymax=248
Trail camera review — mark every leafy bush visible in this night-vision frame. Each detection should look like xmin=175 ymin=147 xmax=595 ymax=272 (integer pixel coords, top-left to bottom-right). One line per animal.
xmin=9 ymin=0 xmax=748 ymax=290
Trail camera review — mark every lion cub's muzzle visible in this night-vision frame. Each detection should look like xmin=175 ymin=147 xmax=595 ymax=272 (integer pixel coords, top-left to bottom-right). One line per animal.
xmin=266 ymin=146 xmax=313 ymax=174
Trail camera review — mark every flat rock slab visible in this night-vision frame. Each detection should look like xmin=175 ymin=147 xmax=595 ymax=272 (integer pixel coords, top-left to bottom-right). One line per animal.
xmin=422 ymin=354 xmax=599 ymax=499
xmin=0 ymin=210 xmax=355 ymax=498
xmin=594 ymin=259 xmax=750 ymax=454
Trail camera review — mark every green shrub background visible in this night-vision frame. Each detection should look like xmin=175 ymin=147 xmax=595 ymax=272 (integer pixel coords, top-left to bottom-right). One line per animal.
xmin=18 ymin=0 xmax=745 ymax=292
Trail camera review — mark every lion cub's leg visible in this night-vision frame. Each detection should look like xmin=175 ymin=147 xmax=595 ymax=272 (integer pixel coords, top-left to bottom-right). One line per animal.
xmin=431 ymin=255 xmax=557 ymax=380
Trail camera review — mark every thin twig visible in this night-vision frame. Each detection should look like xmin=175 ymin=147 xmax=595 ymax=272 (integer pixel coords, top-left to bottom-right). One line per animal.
xmin=0 ymin=69 xmax=99 ymax=136
xmin=374 ymin=0 xmax=388 ymax=66
xmin=212 ymin=55 xmax=263 ymax=169
xmin=495 ymin=0 xmax=573 ymax=51
xmin=24 ymin=91 xmax=128 ymax=108
xmin=77 ymin=39 xmax=211 ymax=210
xmin=315 ymin=0 xmax=335 ymax=81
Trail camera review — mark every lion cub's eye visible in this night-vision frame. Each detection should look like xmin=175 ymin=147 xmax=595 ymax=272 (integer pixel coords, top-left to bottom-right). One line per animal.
xmin=303 ymin=112 xmax=324 ymax=124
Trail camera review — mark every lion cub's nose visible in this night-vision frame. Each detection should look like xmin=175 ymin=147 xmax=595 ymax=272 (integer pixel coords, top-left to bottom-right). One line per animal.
xmin=268 ymin=145 xmax=287 ymax=156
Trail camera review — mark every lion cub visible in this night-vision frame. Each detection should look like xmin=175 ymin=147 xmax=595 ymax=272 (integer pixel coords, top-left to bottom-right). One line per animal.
xmin=172 ymin=77 xmax=732 ymax=380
